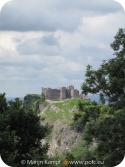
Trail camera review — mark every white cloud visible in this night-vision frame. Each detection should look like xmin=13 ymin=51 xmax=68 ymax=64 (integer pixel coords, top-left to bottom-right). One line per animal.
xmin=0 ymin=0 xmax=123 ymax=31
xmin=0 ymin=0 xmax=125 ymax=96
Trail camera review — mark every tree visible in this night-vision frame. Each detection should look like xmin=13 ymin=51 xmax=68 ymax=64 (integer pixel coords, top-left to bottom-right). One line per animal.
xmin=79 ymin=29 xmax=125 ymax=166
xmin=82 ymin=28 xmax=125 ymax=108
xmin=0 ymin=96 xmax=49 ymax=167
xmin=23 ymin=94 xmax=41 ymax=112
xmin=84 ymin=108 xmax=125 ymax=167
xmin=0 ymin=93 xmax=7 ymax=113
xmin=8 ymin=98 xmax=23 ymax=111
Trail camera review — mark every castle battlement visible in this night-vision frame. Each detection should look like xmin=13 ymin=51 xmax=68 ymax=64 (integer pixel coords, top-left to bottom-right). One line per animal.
xmin=42 ymin=85 xmax=80 ymax=101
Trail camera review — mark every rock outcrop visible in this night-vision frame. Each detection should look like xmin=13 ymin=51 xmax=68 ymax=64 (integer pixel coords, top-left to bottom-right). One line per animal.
xmin=48 ymin=120 xmax=81 ymax=156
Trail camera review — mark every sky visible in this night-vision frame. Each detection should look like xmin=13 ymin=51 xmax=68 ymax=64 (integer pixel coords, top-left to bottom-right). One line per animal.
xmin=0 ymin=0 xmax=125 ymax=97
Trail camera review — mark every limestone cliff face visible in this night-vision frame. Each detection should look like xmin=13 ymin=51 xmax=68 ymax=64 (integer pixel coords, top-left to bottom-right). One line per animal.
xmin=48 ymin=120 xmax=81 ymax=156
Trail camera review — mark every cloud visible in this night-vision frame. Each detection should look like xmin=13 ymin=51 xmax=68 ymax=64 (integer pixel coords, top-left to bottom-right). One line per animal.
xmin=0 ymin=0 xmax=125 ymax=97
xmin=0 ymin=0 xmax=123 ymax=32
xmin=17 ymin=34 xmax=60 ymax=55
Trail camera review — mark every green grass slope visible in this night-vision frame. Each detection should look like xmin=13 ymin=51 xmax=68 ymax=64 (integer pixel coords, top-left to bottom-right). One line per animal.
xmin=40 ymin=99 xmax=85 ymax=124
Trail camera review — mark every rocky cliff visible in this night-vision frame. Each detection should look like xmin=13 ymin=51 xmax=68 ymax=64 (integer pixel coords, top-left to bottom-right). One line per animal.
xmin=39 ymin=99 xmax=83 ymax=156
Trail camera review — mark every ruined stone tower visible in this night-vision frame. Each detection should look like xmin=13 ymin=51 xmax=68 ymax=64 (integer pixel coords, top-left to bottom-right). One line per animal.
xmin=42 ymin=85 xmax=80 ymax=101
xmin=42 ymin=88 xmax=60 ymax=100
xmin=60 ymin=87 xmax=67 ymax=100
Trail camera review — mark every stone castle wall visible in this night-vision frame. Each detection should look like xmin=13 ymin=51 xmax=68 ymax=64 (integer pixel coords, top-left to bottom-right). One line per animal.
xmin=42 ymin=88 xmax=60 ymax=100
xmin=42 ymin=85 xmax=80 ymax=101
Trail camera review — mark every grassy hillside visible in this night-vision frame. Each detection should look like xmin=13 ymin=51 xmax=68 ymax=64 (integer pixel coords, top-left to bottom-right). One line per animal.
xmin=40 ymin=99 xmax=87 ymax=124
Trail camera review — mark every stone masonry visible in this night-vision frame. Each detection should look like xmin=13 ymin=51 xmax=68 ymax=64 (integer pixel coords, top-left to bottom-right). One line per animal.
xmin=42 ymin=85 xmax=80 ymax=100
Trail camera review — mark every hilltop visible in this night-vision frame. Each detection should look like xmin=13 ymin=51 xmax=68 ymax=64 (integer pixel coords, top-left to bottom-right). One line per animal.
xmin=40 ymin=98 xmax=85 ymax=124
xmin=39 ymin=98 xmax=88 ymax=156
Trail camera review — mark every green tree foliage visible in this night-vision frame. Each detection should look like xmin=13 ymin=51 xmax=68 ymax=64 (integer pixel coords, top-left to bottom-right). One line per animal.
xmin=84 ymin=108 xmax=125 ymax=167
xmin=82 ymin=29 xmax=125 ymax=108
xmin=0 ymin=94 xmax=49 ymax=167
xmin=72 ymin=29 xmax=125 ymax=166
xmin=23 ymin=94 xmax=41 ymax=112
xmin=73 ymin=99 xmax=125 ymax=166
xmin=8 ymin=98 xmax=23 ymax=111
xmin=0 ymin=93 xmax=7 ymax=113
xmin=73 ymin=101 xmax=100 ymax=132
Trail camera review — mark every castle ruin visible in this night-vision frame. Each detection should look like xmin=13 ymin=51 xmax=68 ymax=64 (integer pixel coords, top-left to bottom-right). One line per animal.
xmin=42 ymin=85 xmax=80 ymax=101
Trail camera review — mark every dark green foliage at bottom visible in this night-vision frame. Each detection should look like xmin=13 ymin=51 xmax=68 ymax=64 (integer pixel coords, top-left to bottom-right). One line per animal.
xmin=0 ymin=94 xmax=49 ymax=167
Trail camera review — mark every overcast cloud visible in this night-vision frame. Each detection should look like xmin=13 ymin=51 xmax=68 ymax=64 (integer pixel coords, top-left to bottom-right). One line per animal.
xmin=0 ymin=0 xmax=125 ymax=97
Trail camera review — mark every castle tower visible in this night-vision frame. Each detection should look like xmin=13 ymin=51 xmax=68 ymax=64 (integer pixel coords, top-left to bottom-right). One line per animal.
xmin=60 ymin=87 xmax=67 ymax=100
xmin=42 ymin=88 xmax=48 ymax=97
xmin=68 ymin=85 xmax=75 ymax=98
